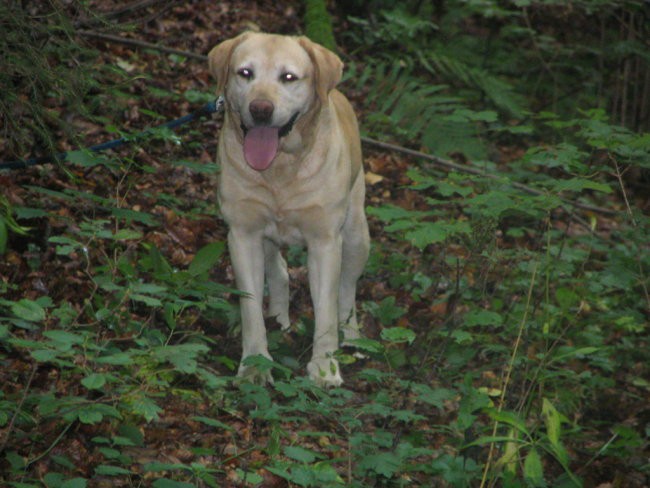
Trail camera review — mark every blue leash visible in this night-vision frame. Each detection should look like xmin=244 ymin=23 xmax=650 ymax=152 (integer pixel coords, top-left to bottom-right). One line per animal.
xmin=0 ymin=96 xmax=224 ymax=171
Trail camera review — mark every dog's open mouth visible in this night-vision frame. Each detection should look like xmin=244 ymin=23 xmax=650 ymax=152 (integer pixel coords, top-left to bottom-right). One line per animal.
xmin=242 ymin=112 xmax=299 ymax=171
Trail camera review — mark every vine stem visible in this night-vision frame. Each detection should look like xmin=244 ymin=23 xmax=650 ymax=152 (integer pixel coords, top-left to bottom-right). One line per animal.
xmin=0 ymin=363 xmax=38 ymax=454
xmin=25 ymin=421 xmax=75 ymax=468
xmin=480 ymin=261 xmax=538 ymax=487
xmin=611 ymin=155 xmax=650 ymax=309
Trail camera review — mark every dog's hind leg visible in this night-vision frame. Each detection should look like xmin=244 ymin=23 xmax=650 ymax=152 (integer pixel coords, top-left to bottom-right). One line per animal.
xmin=264 ymin=239 xmax=290 ymax=330
xmin=339 ymin=175 xmax=370 ymax=343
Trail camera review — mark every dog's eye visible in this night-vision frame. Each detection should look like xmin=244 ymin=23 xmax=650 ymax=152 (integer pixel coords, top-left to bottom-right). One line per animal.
xmin=280 ymin=72 xmax=299 ymax=83
xmin=237 ymin=68 xmax=254 ymax=80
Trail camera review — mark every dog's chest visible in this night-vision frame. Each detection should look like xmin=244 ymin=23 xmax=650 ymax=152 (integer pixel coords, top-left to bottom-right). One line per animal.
xmin=263 ymin=210 xmax=306 ymax=246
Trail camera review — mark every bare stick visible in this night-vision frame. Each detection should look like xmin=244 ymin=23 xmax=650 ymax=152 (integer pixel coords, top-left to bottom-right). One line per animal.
xmin=78 ymin=30 xmax=207 ymax=61
xmin=361 ymin=136 xmax=618 ymax=217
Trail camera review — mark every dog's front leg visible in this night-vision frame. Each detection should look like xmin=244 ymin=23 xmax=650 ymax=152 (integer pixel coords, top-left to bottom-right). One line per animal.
xmin=228 ymin=228 xmax=274 ymax=384
xmin=306 ymin=235 xmax=344 ymax=387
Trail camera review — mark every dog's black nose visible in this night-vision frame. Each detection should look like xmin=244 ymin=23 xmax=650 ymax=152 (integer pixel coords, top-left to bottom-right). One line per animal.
xmin=249 ymin=99 xmax=274 ymax=124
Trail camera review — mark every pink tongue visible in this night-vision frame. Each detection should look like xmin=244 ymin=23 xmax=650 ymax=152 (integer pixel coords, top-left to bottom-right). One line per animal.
xmin=243 ymin=126 xmax=280 ymax=171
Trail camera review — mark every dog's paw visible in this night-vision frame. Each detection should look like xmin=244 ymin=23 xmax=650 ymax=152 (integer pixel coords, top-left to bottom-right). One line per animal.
xmin=237 ymin=358 xmax=275 ymax=386
xmin=307 ymin=357 xmax=343 ymax=388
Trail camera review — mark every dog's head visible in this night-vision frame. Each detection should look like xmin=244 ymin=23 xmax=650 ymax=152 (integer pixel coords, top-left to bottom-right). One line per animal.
xmin=208 ymin=32 xmax=343 ymax=171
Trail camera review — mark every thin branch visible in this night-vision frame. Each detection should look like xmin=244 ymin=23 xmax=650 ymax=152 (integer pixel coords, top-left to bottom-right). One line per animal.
xmin=361 ymin=136 xmax=618 ymax=217
xmin=0 ymin=364 xmax=38 ymax=454
xmin=480 ymin=262 xmax=538 ymax=488
xmin=78 ymin=30 xmax=207 ymax=61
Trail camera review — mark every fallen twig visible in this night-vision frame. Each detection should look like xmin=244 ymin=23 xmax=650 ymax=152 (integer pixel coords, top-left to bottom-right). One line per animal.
xmin=361 ymin=136 xmax=618 ymax=217
xmin=78 ymin=30 xmax=207 ymax=61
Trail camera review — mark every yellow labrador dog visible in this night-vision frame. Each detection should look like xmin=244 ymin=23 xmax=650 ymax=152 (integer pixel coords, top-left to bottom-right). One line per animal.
xmin=208 ymin=32 xmax=369 ymax=387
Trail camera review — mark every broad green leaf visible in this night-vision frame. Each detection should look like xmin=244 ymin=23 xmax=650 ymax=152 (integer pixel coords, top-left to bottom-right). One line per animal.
xmin=95 ymin=352 xmax=133 ymax=365
xmin=345 ymin=338 xmax=384 ymax=354
xmin=188 ymin=242 xmax=225 ymax=276
xmin=143 ymin=461 xmax=187 ymax=472
xmin=284 ymin=445 xmax=322 ymax=463
xmin=131 ymin=283 xmax=167 ymax=294
xmin=60 ymin=478 xmax=87 ymax=488
xmin=43 ymin=330 xmax=85 ymax=346
xmin=128 ymin=395 xmax=163 ymax=422
xmin=0 ymin=219 xmax=7 ymax=254
xmin=556 ymin=287 xmax=579 ymax=310
xmin=98 ymin=447 xmax=121 ymax=459
xmin=11 ymin=299 xmax=45 ymax=322
xmin=31 ymin=349 xmax=60 ymax=362
xmin=380 ymin=327 xmax=416 ymax=344
xmin=464 ymin=310 xmax=503 ymax=327
xmin=365 ymin=296 xmax=406 ymax=325
xmin=111 ymin=208 xmax=158 ymax=226
xmin=367 ymin=204 xmax=430 ymax=223
xmin=81 ymin=373 xmax=107 ymax=390
xmin=94 ymin=465 xmax=132 ymax=476
xmin=78 ymin=407 xmax=104 ymax=424
xmin=406 ymin=222 xmax=447 ymax=248
xmin=154 ymin=344 xmax=209 ymax=374
xmin=130 ymin=293 xmax=163 ymax=307
xmin=551 ymin=347 xmax=600 ymax=363
xmin=112 ymin=229 xmax=143 ymax=240
xmin=50 ymin=455 xmax=76 ymax=470
xmin=497 ymin=428 xmax=519 ymax=474
xmin=66 ymin=150 xmax=114 ymax=169
xmin=411 ymin=385 xmax=456 ymax=410
xmin=523 ymin=449 xmax=544 ymax=486
xmin=551 ymin=178 xmax=612 ymax=194
xmin=191 ymin=416 xmax=234 ymax=431
xmin=235 ymin=469 xmax=264 ymax=485
xmin=488 ymin=409 xmax=531 ymax=437
xmin=463 ymin=435 xmax=525 ymax=448
xmin=358 ymin=452 xmax=402 ymax=478
xmin=542 ymin=399 xmax=560 ymax=444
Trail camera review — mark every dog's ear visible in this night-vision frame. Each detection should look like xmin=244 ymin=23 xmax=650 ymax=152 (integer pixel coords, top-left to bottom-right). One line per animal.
xmin=297 ymin=37 xmax=343 ymax=104
xmin=208 ymin=32 xmax=252 ymax=94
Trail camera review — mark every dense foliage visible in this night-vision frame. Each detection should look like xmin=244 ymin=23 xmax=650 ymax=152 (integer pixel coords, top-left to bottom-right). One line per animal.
xmin=1 ymin=1 xmax=648 ymax=487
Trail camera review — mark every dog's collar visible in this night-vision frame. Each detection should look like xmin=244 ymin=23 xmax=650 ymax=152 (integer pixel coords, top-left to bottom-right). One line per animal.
xmin=240 ymin=111 xmax=300 ymax=138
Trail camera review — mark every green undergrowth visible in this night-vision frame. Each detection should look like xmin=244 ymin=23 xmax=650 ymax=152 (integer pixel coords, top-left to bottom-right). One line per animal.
xmin=1 ymin=90 xmax=647 ymax=487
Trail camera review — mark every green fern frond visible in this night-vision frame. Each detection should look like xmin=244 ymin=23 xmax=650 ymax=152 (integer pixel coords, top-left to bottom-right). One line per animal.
xmin=349 ymin=61 xmax=489 ymax=159
xmin=420 ymin=51 xmax=527 ymax=119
